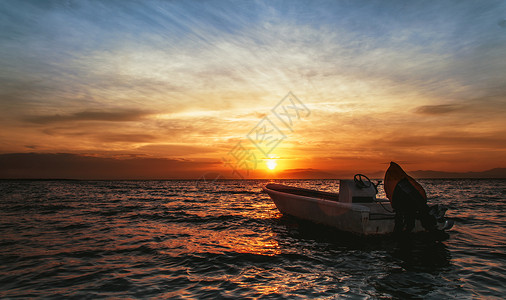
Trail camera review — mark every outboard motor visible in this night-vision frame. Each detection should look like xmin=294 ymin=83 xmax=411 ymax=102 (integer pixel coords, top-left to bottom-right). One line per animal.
xmin=384 ymin=162 xmax=453 ymax=233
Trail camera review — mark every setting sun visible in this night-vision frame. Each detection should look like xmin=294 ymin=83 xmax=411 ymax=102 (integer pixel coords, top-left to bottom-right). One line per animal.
xmin=266 ymin=159 xmax=277 ymax=170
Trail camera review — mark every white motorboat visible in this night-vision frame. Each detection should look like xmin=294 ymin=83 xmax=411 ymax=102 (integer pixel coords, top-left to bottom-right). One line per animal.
xmin=263 ymin=170 xmax=453 ymax=236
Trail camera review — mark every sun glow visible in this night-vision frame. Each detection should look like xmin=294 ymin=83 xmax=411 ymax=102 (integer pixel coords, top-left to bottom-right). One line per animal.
xmin=266 ymin=159 xmax=277 ymax=170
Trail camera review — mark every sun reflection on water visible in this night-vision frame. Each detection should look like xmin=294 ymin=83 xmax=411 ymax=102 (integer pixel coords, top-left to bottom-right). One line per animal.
xmin=1 ymin=179 xmax=504 ymax=298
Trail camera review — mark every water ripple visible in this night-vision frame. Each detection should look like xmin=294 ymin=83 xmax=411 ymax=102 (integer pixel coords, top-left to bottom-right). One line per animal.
xmin=0 ymin=179 xmax=504 ymax=298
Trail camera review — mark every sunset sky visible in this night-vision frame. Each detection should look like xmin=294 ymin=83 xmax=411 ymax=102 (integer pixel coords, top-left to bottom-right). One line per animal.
xmin=1 ymin=0 xmax=505 ymax=179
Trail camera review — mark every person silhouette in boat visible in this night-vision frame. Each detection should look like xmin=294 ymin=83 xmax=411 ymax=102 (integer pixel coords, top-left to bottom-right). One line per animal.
xmin=384 ymin=162 xmax=442 ymax=234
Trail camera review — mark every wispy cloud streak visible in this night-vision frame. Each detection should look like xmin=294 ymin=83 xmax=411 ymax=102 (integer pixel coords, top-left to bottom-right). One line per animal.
xmin=25 ymin=109 xmax=152 ymax=124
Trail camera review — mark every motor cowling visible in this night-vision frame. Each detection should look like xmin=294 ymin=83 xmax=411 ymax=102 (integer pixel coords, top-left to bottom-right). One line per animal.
xmin=385 ymin=162 xmax=438 ymax=232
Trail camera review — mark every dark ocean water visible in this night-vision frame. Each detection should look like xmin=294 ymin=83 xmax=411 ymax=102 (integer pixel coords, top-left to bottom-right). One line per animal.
xmin=0 ymin=179 xmax=504 ymax=299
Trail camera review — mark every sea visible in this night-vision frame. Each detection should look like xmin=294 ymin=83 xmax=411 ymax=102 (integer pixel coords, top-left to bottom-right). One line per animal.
xmin=0 ymin=179 xmax=504 ymax=299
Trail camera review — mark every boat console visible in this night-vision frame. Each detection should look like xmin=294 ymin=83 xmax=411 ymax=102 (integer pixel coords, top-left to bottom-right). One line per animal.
xmin=339 ymin=174 xmax=378 ymax=203
xmin=339 ymin=179 xmax=376 ymax=203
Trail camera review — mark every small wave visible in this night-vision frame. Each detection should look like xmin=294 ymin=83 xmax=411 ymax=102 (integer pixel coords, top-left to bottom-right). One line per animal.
xmin=55 ymin=223 xmax=92 ymax=230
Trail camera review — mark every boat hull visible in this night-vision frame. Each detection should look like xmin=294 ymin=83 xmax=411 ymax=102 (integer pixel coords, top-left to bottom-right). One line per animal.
xmin=263 ymin=184 xmax=427 ymax=236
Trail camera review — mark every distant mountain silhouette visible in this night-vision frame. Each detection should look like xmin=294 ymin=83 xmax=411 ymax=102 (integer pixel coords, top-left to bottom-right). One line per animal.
xmin=0 ymin=152 xmax=213 ymax=180
xmin=1 ymin=153 xmax=504 ymax=179
xmin=276 ymin=167 xmax=506 ymax=179
xmin=411 ymin=168 xmax=506 ymax=179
